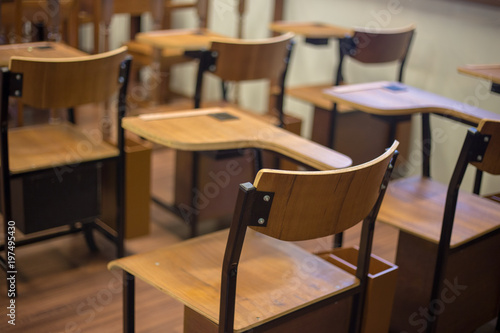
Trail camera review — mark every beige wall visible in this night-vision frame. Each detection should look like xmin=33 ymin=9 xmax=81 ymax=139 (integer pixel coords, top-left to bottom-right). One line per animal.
xmin=107 ymin=0 xmax=500 ymax=194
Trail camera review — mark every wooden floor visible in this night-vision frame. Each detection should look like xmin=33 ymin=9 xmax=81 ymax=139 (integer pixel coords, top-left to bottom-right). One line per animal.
xmin=0 ymin=148 xmax=497 ymax=333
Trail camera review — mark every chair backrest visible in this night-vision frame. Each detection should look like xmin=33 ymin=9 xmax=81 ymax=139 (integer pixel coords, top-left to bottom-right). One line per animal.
xmin=193 ymin=32 xmax=294 ymax=117
xmin=209 ymin=32 xmax=293 ymax=83
xmin=251 ymin=140 xmax=398 ymax=241
xmin=219 ymin=141 xmax=398 ymax=332
xmin=8 ymin=46 xmax=128 ymax=109
xmin=336 ymin=24 xmax=415 ymax=84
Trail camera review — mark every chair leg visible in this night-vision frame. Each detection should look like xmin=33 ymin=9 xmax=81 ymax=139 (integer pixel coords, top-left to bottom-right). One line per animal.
xmin=495 ymin=307 xmax=500 ymax=332
xmin=190 ymin=214 xmax=199 ymax=238
xmin=348 ymin=293 xmax=363 ymax=333
xmin=333 ymin=233 xmax=343 ymax=248
xmin=82 ymin=223 xmax=98 ymax=252
xmin=123 ymin=272 xmax=135 ymax=333
xmin=254 ymin=149 xmax=263 ymax=175
xmin=189 ymin=152 xmax=200 ymax=238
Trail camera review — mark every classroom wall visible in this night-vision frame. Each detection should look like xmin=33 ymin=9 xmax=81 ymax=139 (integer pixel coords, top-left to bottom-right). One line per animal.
xmin=107 ymin=0 xmax=500 ymax=195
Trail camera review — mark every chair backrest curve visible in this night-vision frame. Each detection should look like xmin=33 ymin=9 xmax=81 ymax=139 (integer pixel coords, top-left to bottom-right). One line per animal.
xmin=250 ymin=141 xmax=399 ymax=241
xmin=9 ymin=46 xmax=128 ymax=109
xmin=209 ymin=32 xmax=294 ymax=82
xmin=348 ymin=24 xmax=415 ymax=64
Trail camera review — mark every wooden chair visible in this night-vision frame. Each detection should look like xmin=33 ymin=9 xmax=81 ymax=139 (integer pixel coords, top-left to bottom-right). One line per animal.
xmin=109 ymin=141 xmax=399 ymax=333
xmin=287 ymin=24 xmax=415 ymax=163
xmin=0 ymin=47 xmax=130 ymax=273
xmin=377 ymin=119 xmax=500 ymax=333
xmin=172 ymin=32 xmax=299 ymax=237
xmin=1 ymin=0 xmax=80 ymax=47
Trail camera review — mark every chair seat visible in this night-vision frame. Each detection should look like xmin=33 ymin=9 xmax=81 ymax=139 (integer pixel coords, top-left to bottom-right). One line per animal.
xmin=286 ymin=84 xmax=356 ymax=112
xmin=108 ymin=228 xmax=358 ymax=332
xmin=125 ymin=40 xmax=191 ymax=67
xmin=378 ymin=176 xmax=500 ymax=248
xmin=8 ymin=122 xmax=118 ymax=174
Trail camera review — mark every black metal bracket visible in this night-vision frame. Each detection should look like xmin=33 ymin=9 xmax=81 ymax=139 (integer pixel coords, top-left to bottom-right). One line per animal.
xmin=491 ymin=82 xmax=500 ymax=94
xmin=339 ymin=37 xmax=357 ymax=57
xmin=305 ymin=37 xmax=329 ymax=46
xmin=194 ymin=50 xmax=219 ymax=108
xmin=8 ymin=72 xmax=23 ymax=98
xmin=118 ymin=57 xmax=131 ymax=84
xmin=184 ymin=50 xmax=203 ymax=59
xmin=201 ymin=50 xmax=219 ymax=73
xmin=470 ymin=132 xmax=491 ymax=163
xmin=247 ymin=190 xmax=274 ymax=227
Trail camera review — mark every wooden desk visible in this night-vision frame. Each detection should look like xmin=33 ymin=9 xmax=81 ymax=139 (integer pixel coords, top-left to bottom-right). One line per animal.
xmin=458 ymin=64 xmax=500 ymax=94
xmin=123 ymin=107 xmax=352 ymax=171
xmin=110 ymin=228 xmax=355 ymax=333
xmin=135 ymin=28 xmax=227 ymax=51
xmin=322 ymin=81 xmax=500 ymax=125
xmin=270 ymin=21 xmax=354 ymax=41
xmin=323 ymin=81 xmax=500 ymax=332
xmin=0 ymin=41 xmax=86 ymax=67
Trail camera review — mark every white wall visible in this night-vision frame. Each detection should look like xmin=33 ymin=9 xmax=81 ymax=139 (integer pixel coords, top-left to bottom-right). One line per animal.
xmin=108 ymin=0 xmax=500 ymax=194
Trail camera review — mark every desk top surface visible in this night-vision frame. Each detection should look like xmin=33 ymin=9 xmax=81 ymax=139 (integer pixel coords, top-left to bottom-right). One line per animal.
xmin=0 ymin=42 xmax=86 ymax=67
xmin=269 ymin=21 xmax=354 ymax=39
xmin=458 ymin=64 xmax=500 ymax=84
xmin=135 ymin=28 xmax=228 ymax=50
xmin=323 ymin=81 xmax=500 ymax=126
xmin=123 ymin=107 xmax=352 ymax=170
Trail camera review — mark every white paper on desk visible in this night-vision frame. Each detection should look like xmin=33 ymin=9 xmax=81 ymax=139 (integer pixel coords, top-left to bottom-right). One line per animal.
xmin=324 ymin=81 xmax=391 ymax=94
xmin=139 ymin=108 xmax=223 ymax=121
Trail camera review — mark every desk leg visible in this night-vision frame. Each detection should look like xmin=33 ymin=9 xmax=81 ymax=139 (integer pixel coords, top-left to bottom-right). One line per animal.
xmin=311 ymin=106 xmax=334 ymax=147
xmin=150 ymin=47 xmax=162 ymax=106
xmin=130 ymin=16 xmax=141 ymax=40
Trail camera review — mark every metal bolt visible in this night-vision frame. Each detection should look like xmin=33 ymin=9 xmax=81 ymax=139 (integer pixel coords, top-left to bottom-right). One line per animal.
xmin=14 ymin=90 xmax=20 ymax=96
xmin=263 ymin=195 xmax=271 ymax=202
xmin=209 ymin=65 xmax=216 ymax=71
xmin=484 ymin=136 xmax=489 ymax=142
xmin=381 ymin=184 xmax=387 ymax=190
xmin=15 ymin=74 xmax=21 ymax=80
xmin=118 ymin=77 xmax=124 ymax=84
xmin=257 ymin=218 xmax=265 ymax=225
xmin=211 ymin=51 xmax=218 ymax=57
xmin=120 ymin=63 xmax=126 ymax=69
xmin=477 ymin=155 xmax=483 ymax=161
